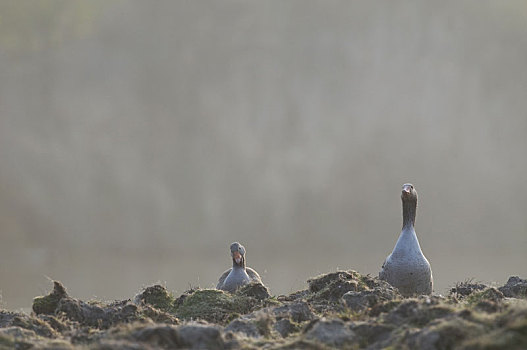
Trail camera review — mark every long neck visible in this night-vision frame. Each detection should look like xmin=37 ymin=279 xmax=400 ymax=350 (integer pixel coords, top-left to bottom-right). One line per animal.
xmin=232 ymin=256 xmax=246 ymax=269
xmin=402 ymin=197 xmax=417 ymax=229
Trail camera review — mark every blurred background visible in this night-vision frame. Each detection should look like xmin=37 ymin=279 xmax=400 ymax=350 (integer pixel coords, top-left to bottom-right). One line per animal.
xmin=1 ymin=0 xmax=526 ymax=310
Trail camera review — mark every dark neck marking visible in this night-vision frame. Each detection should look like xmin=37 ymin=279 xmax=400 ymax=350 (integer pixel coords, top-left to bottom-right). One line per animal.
xmin=402 ymin=196 xmax=417 ymax=229
xmin=232 ymin=256 xmax=246 ymax=269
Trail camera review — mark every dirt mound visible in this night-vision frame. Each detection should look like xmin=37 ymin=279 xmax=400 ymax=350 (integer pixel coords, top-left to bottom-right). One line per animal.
xmin=450 ymin=280 xmax=487 ymax=296
xmin=307 ymin=270 xmax=364 ymax=301
xmin=32 ymin=281 xmax=143 ymax=329
xmin=134 ymin=282 xmax=273 ymax=325
xmin=499 ymin=276 xmax=527 ymax=298
xmin=0 ymin=271 xmax=526 ymax=349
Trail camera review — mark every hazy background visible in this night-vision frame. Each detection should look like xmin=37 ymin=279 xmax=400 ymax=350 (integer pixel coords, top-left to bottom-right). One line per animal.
xmin=1 ymin=1 xmax=526 ymax=310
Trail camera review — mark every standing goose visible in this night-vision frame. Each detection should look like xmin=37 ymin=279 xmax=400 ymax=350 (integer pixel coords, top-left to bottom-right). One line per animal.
xmin=217 ymin=242 xmax=263 ymax=292
xmin=379 ymin=184 xmax=433 ymax=296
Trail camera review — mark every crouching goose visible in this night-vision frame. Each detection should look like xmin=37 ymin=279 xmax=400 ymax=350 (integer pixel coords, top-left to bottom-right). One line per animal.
xmin=379 ymin=184 xmax=433 ymax=296
xmin=217 ymin=242 xmax=263 ymax=292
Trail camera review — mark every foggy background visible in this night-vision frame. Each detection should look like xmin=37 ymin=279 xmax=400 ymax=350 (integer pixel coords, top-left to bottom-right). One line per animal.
xmin=1 ymin=1 xmax=526 ymax=310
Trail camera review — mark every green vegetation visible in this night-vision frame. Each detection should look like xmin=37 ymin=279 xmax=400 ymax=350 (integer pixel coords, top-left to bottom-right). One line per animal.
xmin=32 ymin=281 xmax=67 ymax=315
xmin=175 ymin=289 xmax=266 ymax=324
xmin=135 ymin=284 xmax=176 ymax=313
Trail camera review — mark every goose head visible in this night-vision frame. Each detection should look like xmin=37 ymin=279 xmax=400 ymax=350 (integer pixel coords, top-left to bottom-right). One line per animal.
xmin=401 ymin=183 xmax=417 ymax=202
xmin=230 ymin=242 xmax=246 ymax=268
xmin=401 ymin=183 xmax=418 ymax=228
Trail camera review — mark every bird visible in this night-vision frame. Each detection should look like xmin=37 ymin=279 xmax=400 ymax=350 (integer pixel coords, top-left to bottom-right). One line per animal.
xmin=217 ymin=242 xmax=263 ymax=292
xmin=379 ymin=183 xmax=433 ymax=296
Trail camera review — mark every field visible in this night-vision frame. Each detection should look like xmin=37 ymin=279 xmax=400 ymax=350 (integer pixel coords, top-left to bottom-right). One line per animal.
xmin=1 ymin=271 xmax=526 ymax=349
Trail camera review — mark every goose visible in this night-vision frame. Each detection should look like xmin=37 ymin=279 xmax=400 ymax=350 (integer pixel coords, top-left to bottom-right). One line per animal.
xmin=379 ymin=183 xmax=433 ymax=296
xmin=217 ymin=242 xmax=263 ymax=292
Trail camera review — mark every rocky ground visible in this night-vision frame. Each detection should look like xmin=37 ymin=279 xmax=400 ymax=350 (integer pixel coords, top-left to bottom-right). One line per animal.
xmin=1 ymin=271 xmax=526 ymax=349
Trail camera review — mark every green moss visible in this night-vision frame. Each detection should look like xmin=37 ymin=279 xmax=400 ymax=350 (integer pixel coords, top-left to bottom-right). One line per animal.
xmin=308 ymin=276 xmax=360 ymax=302
xmin=306 ymin=271 xmax=389 ymax=305
xmin=32 ymin=296 xmax=58 ymax=315
xmin=32 ymin=281 xmax=67 ymax=315
xmin=175 ymin=289 xmax=237 ymax=323
xmin=175 ymin=289 xmax=262 ymax=325
xmin=307 ymin=271 xmax=362 ymax=292
xmin=137 ymin=285 xmax=176 ymax=312
xmin=237 ymin=282 xmax=271 ymax=300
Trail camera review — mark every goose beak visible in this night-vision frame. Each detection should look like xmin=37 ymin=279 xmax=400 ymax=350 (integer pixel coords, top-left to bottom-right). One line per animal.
xmin=233 ymin=251 xmax=242 ymax=264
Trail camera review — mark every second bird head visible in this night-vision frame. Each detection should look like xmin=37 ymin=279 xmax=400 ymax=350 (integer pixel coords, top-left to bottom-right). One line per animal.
xmin=401 ymin=183 xmax=417 ymax=202
xmin=230 ymin=242 xmax=246 ymax=266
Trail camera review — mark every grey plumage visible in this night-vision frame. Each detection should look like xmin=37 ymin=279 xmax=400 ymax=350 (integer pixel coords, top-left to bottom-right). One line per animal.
xmin=217 ymin=242 xmax=262 ymax=292
xmin=379 ymin=184 xmax=433 ymax=296
xmin=216 ymin=267 xmax=262 ymax=292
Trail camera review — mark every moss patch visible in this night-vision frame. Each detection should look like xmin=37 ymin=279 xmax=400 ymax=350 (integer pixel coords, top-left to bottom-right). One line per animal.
xmin=135 ymin=285 xmax=176 ymax=312
xmin=174 ymin=289 xmax=265 ymax=325
xmin=238 ymin=282 xmax=271 ymax=300
xmin=307 ymin=271 xmax=394 ymax=307
xmin=308 ymin=271 xmax=363 ymax=294
xmin=32 ymin=281 xmax=67 ymax=315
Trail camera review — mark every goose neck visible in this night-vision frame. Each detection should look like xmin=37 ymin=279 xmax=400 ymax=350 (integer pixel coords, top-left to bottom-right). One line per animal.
xmin=402 ymin=198 xmax=416 ymax=229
